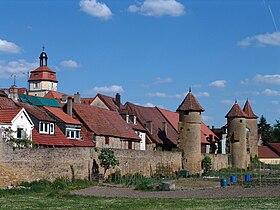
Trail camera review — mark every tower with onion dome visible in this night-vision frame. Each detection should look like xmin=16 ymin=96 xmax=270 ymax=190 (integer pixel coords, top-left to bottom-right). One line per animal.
xmin=28 ymin=49 xmax=58 ymax=97
xmin=226 ymin=101 xmax=248 ymax=168
xmin=177 ymin=89 xmax=204 ymax=175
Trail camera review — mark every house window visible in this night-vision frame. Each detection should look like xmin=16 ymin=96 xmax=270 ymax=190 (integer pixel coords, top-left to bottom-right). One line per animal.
xmin=17 ymin=128 xmax=23 ymax=139
xmin=66 ymin=128 xmax=81 ymax=139
xmin=128 ymin=141 xmax=132 ymax=149
xmin=105 ymin=136 xmax=109 ymax=145
xmin=34 ymin=83 xmax=39 ymax=89
xmin=34 ymin=74 xmax=39 ymax=78
xmin=39 ymin=122 xmax=54 ymax=134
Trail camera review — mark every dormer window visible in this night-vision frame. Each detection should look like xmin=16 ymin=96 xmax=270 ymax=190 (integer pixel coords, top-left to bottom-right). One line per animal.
xmin=39 ymin=122 xmax=55 ymax=134
xmin=66 ymin=128 xmax=81 ymax=139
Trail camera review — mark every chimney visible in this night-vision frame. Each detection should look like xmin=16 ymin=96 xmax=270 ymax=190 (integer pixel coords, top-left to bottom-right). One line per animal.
xmin=62 ymin=94 xmax=67 ymax=103
xmin=67 ymin=97 xmax=73 ymax=117
xmin=115 ymin=93 xmax=121 ymax=108
xmin=74 ymin=92 xmax=81 ymax=103
xmin=146 ymin=121 xmax=153 ymax=134
xmin=9 ymin=85 xmax=18 ymax=102
xmin=133 ymin=115 xmax=137 ymax=125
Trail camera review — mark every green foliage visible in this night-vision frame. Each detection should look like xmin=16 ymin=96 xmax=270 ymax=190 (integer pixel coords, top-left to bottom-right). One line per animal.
xmin=98 ymin=148 xmax=119 ymax=175
xmin=258 ymin=115 xmax=272 ymax=144
xmin=258 ymin=116 xmax=280 ymax=143
xmin=202 ymin=156 xmax=212 ymax=174
xmin=1 ymin=127 xmax=32 ymax=148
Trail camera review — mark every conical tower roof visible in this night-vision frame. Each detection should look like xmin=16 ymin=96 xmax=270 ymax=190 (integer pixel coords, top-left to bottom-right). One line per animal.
xmin=243 ymin=99 xmax=258 ymax=119
xmin=225 ymin=101 xmax=248 ymax=118
xmin=177 ymin=91 xmax=204 ymax=112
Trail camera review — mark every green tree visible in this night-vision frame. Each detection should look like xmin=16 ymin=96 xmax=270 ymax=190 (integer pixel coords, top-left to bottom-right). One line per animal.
xmin=258 ymin=115 xmax=272 ymax=144
xmin=98 ymin=148 xmax=119 ymax=176
xmin=0 ymin=127 xmax=32 ymax=148
xmin=202 ymin=156 xmax=212 ymax=174
xmin=272 ymin=120 xmax=280 ymax=143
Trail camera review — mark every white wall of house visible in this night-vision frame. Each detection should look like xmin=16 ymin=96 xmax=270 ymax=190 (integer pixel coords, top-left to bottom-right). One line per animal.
xmin=137 ymin=131 xmax=146 ymax=150
xmin=259 ymin=158 xmax=280 ymax=165
xmin=0 ymin=109 xmax=34 ymax=141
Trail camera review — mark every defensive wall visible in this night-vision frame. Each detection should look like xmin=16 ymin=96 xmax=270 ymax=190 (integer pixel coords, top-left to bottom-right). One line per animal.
xmin=0 ymin=141 xmax=182 ymax=186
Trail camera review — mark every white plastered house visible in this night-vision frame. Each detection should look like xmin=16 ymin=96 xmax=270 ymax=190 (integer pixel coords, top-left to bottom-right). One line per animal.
xmin=0 ymin=108 xmax=34 ymax=142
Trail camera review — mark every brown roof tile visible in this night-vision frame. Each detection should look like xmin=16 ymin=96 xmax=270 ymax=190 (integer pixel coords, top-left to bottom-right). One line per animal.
xmin=226 ymin=102 xmax=248 ymax=118
xmin=243 ymin=100 xmax=258 ymax=119
xmin=177 ymin=92 xmax=205 ymax=112
xmin=17 ymin=102 xmax=55 ymax=122
xmin=29 ymin=66 xmax=57 ymax=82
xmin=96 ymin=94 xmax=125 ymax=111
xmin=126 ymin=102 xmax=178 ymax=145
xmin=258 ymin=146 xmax=280 ymax=158
xmin=73 ymin=103 xmax=140 ymax=140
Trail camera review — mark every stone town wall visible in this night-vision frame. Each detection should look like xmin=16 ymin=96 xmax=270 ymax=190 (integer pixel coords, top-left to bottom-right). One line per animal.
xmin=203 ymin=154 xmax=228 ymax=171
xmin=0 ymin=141 xmax=181 ymax=187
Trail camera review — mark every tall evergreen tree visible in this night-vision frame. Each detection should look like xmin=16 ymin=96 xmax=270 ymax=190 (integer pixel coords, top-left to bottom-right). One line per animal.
xmin=258 ymin=115 xmax=272 ymax=144
xmin=272 ymin=120 xmax=280 ymax=143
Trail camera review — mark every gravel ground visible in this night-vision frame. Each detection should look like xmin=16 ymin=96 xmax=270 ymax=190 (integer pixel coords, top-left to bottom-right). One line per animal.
xmin=71 ymin=185 xmax=280 ymax=199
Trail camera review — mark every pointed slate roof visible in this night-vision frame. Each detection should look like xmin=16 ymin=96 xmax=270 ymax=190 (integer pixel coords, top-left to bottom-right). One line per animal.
xmin=176 ymin=91 xmax=204 ymax=112
xmin=226 ymin=102 xmax=248 ymax=118
xmin=243 ymin=100 xmax=258 ymax=119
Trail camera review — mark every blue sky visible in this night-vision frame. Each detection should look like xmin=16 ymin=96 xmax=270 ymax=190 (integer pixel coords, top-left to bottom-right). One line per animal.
xmin=1 ymin=0 xmax=280 ymax=127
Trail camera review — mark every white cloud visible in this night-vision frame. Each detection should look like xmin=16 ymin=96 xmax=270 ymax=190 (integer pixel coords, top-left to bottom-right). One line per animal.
xmin=147 ymin=92 xmax=168 ymax=97
xmin=193 ymin=92 xmax=210 ymax=98
xmin=80 ymin=0 xmax=112 ymax=20
xmin=238 ymin=32 xmax=280 ymax=47
xmin=272 ymin=100 xmax=279 ymax=105
xmin=209 ymin=80 xmax=226 ymax=88
xmin=202 ymin=115 xmax=212 ymax=123
xmin=241 ymin=74 xmax=280 ymax=86
xmin=221 ymin=99 xmax=234 ymax=105
xmin=154 ymin=77 xmax=173 ymax=85
xmin=143 ymin=102 xmax=156 ymax=107
xmin=60 ymin=60 xmax=79 ymax=68
xmin=85 ymin=85 xmax=123 ymax=94
xmin=261 ymin=88 xmax=280 ymax=96
xmin=0 ymin=59 xmax=37 ymax=79
xmin=128 ymin=0 xmax=185 ymax=17
xmin=0 ymin=39 xmax=21 ymax=54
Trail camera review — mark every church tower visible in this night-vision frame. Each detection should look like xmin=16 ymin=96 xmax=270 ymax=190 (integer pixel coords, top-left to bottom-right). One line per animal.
xmin=177 ymin=90 xmax=204 ymax=175
xmin=226 ymin=101 xmax=248 ymax=169
xmin=243 ymin=100 xmax=258 ymax=161
xmin=28 ymin=49 xmax=58 ymax=97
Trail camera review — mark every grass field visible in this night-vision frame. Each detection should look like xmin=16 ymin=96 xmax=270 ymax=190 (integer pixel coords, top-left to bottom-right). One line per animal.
xmin=0 ymin=192 xmax=280 ymax=209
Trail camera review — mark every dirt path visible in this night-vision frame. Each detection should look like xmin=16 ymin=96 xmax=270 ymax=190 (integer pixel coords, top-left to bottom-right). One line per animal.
xmin=71 ymin=185 xmax=280 ymax=199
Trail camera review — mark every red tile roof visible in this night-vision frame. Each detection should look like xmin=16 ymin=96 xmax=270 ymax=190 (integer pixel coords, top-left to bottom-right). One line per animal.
xmin=258 ymin=146 xmax=280 ymax=158
xmin=243 ymin=100 xmax=258 ymax=119
xmin=17 ymin=102 xmax=55 ymax=122
xmin=0 ymin=97 xmax=18 ymax=109
xmin=157 ymin=107 xmax=219 ymax=145
xmin=44 ymin=106 xmax=81 ymax=125
xmin=177 ymin=92 xmax=205 ymax=112
xmin=270 ymin=143 xmax=280 ymax=153
xmin=0 ymin=87 xmax=26 ymax=95
xmin=28 ymin=66 xmax=58 ymax=82
xmin=32 ymin=125 xmax=93 ymax=147
xmin=44 ymin=91 xmax=64 ymax=99
xmin=81 ymin=98 xmax=95 ymax=105
xmin=95 ymin=94 xmax=125 ymax=111
xmin=126 ymin=103 xmax=178 ymax=145
xmin=226 ymin=102 xmax=248 ymax=118
xmin=73 ymin=103 xmax=140 ymax=141
xmin=0 ymin=108 xmax=22 ymax=123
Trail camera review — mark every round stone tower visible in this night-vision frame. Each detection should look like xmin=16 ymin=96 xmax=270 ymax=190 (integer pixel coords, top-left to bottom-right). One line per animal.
xmin=243 ymin=99 xmax=258 ymax=162
xmin=226 ymin=101 xmax=248 ymax=169
xmin=177 ymin=90 xmax=204 ymax=175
